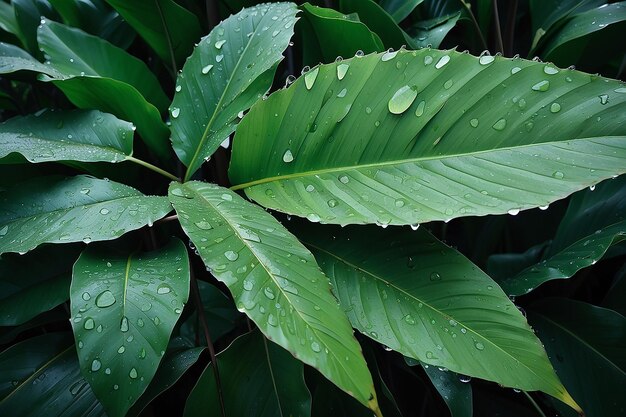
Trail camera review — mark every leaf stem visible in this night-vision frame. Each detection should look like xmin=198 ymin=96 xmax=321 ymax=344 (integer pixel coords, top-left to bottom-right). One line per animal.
xmin=459 ymin=0 xmax=488 ymax=51
xmin=154 ymin=0 xmax=178 ymax=74
xmin=493 ymin=0 xmax=504 ymax=54
xmin=523 ymin=391 xmax=548 ymax=417
xmin=125 ymin=156 xmax=180 ymax=182
xmin=190 ymin=271 xmax=226 ymax=417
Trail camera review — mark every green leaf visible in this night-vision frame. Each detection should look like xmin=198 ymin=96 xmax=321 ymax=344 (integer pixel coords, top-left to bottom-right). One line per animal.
xmin=500 ymin=175 xmax=626 ymax=295
xmin=603 ymin=264 xmax=626 ymax=316
xmin=12 ymin=0 xmax=57 ymax=54
xmin=70 ymin=239 xmax=190 ymax=417
xmin=0 ymin=244 xmax=80 ymax=325
xmin=168 ymin=181 xmax=379 ymax=412
xmin=34 ymin=20 xmax=170 ymax=160
xmin=0 ymin=175 xmax=172 ymax=255
xmin=229 ymin=49 xmax=626 ymax=226
xmin=171 ymin=2 xmax=299 ymax=181
xmin=0 ymin=333 xmax=105 ymax=416
xmin=379 ymin=0 xmax=423 ymax=22
xmin=299 ymin=223 xmax=579 ymax=410
xmin=0 ymin=109 xmax=134 ymax=164
xmin=529 ymin=298 xmax=626 ymax=417
xmin=0 ymin=41 xmax=60 ymax=76
xmin=541 ymin=2 xmax=626 ymax=60
xmin=127 ymin=339 xmax=203 ymax=417
xmin=406 ymin=11 xmax=462 ymax=49
xmin=105 ymin=0 xmax=201 ymax=65
xmin=179 ymin=280 xmax=241 ymax=344
xmin=0 ymin=2 xmax=21 ymax=40
xmin=337 ymin=0 xmax=411 ymax=48
xmin=49 ymin=0 xmax=136 ymax=49
xmin=183 ymin=330 xmax=311 ymax=417
xmin=299 ymin=2 xmax=384 ymax=65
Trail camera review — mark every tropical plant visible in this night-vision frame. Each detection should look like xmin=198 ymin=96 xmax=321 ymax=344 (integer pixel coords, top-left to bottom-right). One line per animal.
xmin=0 ymin=1 xmax=624 ymax=416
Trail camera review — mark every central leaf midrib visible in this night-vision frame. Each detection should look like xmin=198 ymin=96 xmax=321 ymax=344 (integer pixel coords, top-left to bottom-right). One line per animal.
xmin=231 ymin=135 xmax=623 ymax=190
xmin=305 ymin=241 xmax=561 ymax=393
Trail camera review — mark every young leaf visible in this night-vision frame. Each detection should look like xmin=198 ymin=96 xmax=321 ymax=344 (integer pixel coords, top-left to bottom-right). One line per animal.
xmin=168 ymin=182 xmax=380 ymax=413
xmin=183 ymin=331 xmax=311 ymax=417
xmin=0 ymin=175 xmax=172 ymax=255
xmin=170 ymin=2 xmax=299 ymax=181
xmin=0 ymin=109 xmax=134 ymax=164
xmin=70 ymin=239 xmax=190 ymax=417
xmin=337 ymin=0 xmax=411 ymax=48
xmin=230 ymin=49 xmax=626 ymax=226
xmin=499 ymin=176 xmax=626 ymax=296
xmin=0 ymin=333 xmax=105 ymax=416
xmin=379 ymin=0 xmax=423 ymax=23
xmin=298 ymin=224 xmax=580 ymax=411
xmin=104 ymin=0 xmax=201 ymax=65
xmin=529 ymin=299 xmax=626 ymax=417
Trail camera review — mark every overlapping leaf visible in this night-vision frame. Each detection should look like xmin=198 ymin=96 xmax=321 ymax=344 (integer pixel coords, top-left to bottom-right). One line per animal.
xmin=70 ymin=239 xmax=190 ymax=417
xmin=230 ymin=49 xmax=626 ymax=226
xmin=0 ymin=109 xmax=134 ymax=164
xmin=168 ymin=181 xmax=379 ymax=412
xmin=0 ymin=175 xmax=172 ymax=254
xmin=183 ymin=331 xmax=310 ymax=417
xmin=170 ymin=2 xmax=299 ymax=181
xmin=298 ymin=223 xmax=579 ymax=410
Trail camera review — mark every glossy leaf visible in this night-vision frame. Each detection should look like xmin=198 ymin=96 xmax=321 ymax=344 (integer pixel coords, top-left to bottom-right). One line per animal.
xmin=0 ymin=109 xmax=134 ymax=164
xmin=299 ymin=224 xmax=579 ymax=410
xmin=70 ymin=239 xmax=190 ymax=417
xmin=529 ymin=298 xmax=626 ymax=417
xmin=499 ymin=176 xmax=626 ymax=295
xmin=0 ymin=333 xmax=104 ymax=416
xmin=542 ymin=2 xmax=626 ymax=60
xmin=105 ymin=0 xmax=201 ymax=65
xmin=12 ymin=0 xmax=57 ymax=54
xmin=0 ymin=2 xmax=20 ymax=41
xmin=0 ymin=41 xmax=60 ymax=76
xmin=379 ymin=0 xmax=423 ymax=22
xmin=337 ymin=0 xmax=411 ymax=48
xmin=49 ymin=0 xmax=135 ymax=49
xmin=300 ymin=2 xmax=384 ymax=65
xmin=168 ymin=181 xmax=379 ymax=412
xmin=171 ymin=2 xmax=299 ymax=181
xmin=0 ymin=175 xmax=172 ymax=255
xmin=127 ymin=340 xmax=203 ymax=417
xmin=183 ymin=330 xmax=311 ymax=417
xmin=407 ymin=11 xmax=462 ymax=49
xmin=230 ymin=49 xmax=626 ymax=226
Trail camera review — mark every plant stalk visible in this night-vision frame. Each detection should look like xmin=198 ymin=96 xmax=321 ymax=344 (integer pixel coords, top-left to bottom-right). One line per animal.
xmin=523 ymin=391 xmax=548 ymax=417
xmin=459 ymin=0 xmax=488 ymax=51
xmin=125 ymin=156 xmax=180 ymax=182
xmin=493 ymin=0 xmax=505 ymax=54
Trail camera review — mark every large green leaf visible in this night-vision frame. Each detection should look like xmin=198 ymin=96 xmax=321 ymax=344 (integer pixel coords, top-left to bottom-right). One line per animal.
xmin=379 ymin=0 xmax=423 ymax=23
xmin=0 ymin=2 xmax=21 ymax=42
xmin=171 ymin=2 xmax=299 ymax=181
xmin=499 ymin=176 xmax=626 ymax=296
xmin=0 ymin=175 xmax=172 ymax=255
xmin=70 ymin=239 xmax=190 ymax=417
xmin=299 ymin=2 xmax=384 ymax=66
xmin=12 ymin=0 xmax=57 ymax=54
xmin=0 ymin=244 xmax=80 ymax=326
xmin=168 ymin=182 xmax=380 ymax=412
xmin=529 ymin=299 xmax=626 ymax=417
xmin=183 ymin=330 xmax=311 ymax=417
xmin=229 ymin=49 xmax=626 ymax=226
xmin=34 ymin=20 xmax=170 ymax=160
xmin=0 ymin=333 xmax=104 ymax=416
xmin=0 ymin=41 xmax=60 ymax=76
xmin=298 ymin=224 xmax=579 ymax=410
xmin=0 ymin=109 xmax=134 ymax=164
xmin=337 ymin=0 xmax=411 ymax=48
xmin=49 ymin=0 xmax=135 ymax=49
xmin=105 ymin=0 xmax=201 ymax=65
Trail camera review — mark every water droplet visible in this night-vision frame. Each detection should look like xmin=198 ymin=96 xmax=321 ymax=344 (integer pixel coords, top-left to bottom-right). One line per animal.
xmin=216 ymin=54 xmax=224 ymax=62
xmin=435 ymin=55 xmax=450 ymax=69
xmin=474 ymin=341 xmax=485 ymax=351
xmin=118 ymin=346 xmax=125 ymax=354
xmin=507 ymin=208 xmax=520 ymax=216
xmin=327 ymin=199 xmax=338 ymax=208
xmin=337 ymin=88 xmax=347 ymax=98
xmin=91 ymin=359 xmax=101 ymax=372
xmin=171 ymin=107 xmax=180 ymax=118
xmin=443 ymin=79 xmax=454 ymax=89
xmin=129 ymin=368 xmax=138 ymax=379
xmin=339 ymin=175 xmax=349 ymax=184
xmin=95 ymin=291 xmax=116 ymax=308
xmin=201 ymin=64 xmax=213 ymax=74
xmin=137 ymin=318 xmax=144 ymax=327
xmin=388 ymin=85 xmax=418 ymax=114
xmin=381 ymin=49 xmax=398 ymax=61
xmin=395 ymin=199 xmax=405 ymax=208
xmin=539 ymin=205 xmax=549 ymax=210
xmin=268 ymin=314 xmax=278 ymax=326
xmin=305 ymin=184 xmax=315 ymax=192
xmin=531 ymin=80 xmax=550 ymax=92
xmin=304 ymin=67 xmax=319 ymax=90
xmin=337 ymin=63 xmax=349 ymax=80
xmin=543 ymin=65 xmax=559 ymax=75
xmin=550 ymin=103 xmax=561 ymax=113
xmin=224 ymin=250 xmax=239 ymax=261
xmin=221 ymin=193 xmax=232 ymax=201
xmin=157 ymin=284 xmax=172 ymax=294
xmin=404 ymin=314 xmax=416 ymax=325
xmin=492 ymin=119 xmax=507 ymax=131
xmin=120 ymin=316 xmax=129 ymax=332
xmin=175 ymin=85 xmax=182 ymax=92
xmin=425 ymin=351 xmax=434 ymax=359
xmin=459 ymin=375 xmax=471 ymax=383
xmin=599 ymin=94 xmax=609 ymax=105
xmin=264 ymin=287 xmax=275 ymax=299
xmin=99 ymin=208 xmax=109 ymax=215
xmin=511 ymin=66 xmax=521 ymax=74
xmin=430 ymin=272 xmax=441 ymax=281
xmin=614 ymin=87 xmax=626 ymax=93
xmin=410 ymin=223 xmax=420 ymax=231
xmin=415 ymin=100 xmax=425 ymax=116
xmin=307 ymin=213 xmax=321 ymax=222
xmin=282 ymin=149 xmax=294 ymax=163
xmin=215 ymin=39 xmax=226 ymax=49
xmin=589 ymin=185 xmax=596 ymax=191
xmin=470 ymin=118 xmax=479 ymax=128
xmin=194 ymin=220 xmax=212 ymax=230
xmin=479 ymin=55 xmax=495 ymax=65
xmin=552 ymin=171 xmax=564 ymax=179
xmin=83 ymin=318 xmax=95 ymax=330
xmin=82 ymin=292 xmax=91 ymax=301
xmin=311 ymin=341 xmax=321 ymax=352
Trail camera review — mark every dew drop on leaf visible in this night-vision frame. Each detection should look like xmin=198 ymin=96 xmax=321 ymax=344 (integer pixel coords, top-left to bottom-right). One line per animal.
xmin=550 ymin=103 xmax=561 ymax=113
xmin=388 ymin=85 xmax=417 ymax=114
xmin=282 ymin=149 xmax=294 ymax=163
xmin=95 ymin=290 xmax=116 ymax=308
xmin=435 ymin=55 xmax=450 ymax=69
xmin=224 ymin=250 xmax=239 ymax=261
xmin=531 ymin=80 xmax=550 ymax=92
xmin=91 ymin=359 xmax=101 ymax=372
xmin=492 ymin=118 xmax=507 ymax=131
xmin=337 ymin=63 xmax=349 ymax=80
xmin=201 ymin=64 xmax=213 ymax=74
xmin=157 ymin=284 xmax=172 ymax=294
xmin=304 ymin=67 xmax=319 ymax=90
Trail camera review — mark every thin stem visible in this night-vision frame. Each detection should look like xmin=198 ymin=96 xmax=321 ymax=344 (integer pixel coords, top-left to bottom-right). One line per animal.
xmin=191 ymin=271 xmax=226 ymax=417
xmin=459 ymin=0 xmax=488 ymax=51
xmin=154 ymin=0 xmax=178 ymax=74
xmin=505 ymin=0 xmax=519 ymax=56
xmin=523 ymin=391 xmax=548 ymax=417
xmin=125 ymin=156 xmax=180 ymax=182
xmin=493 ymin=0 xmax=504 ymax=55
